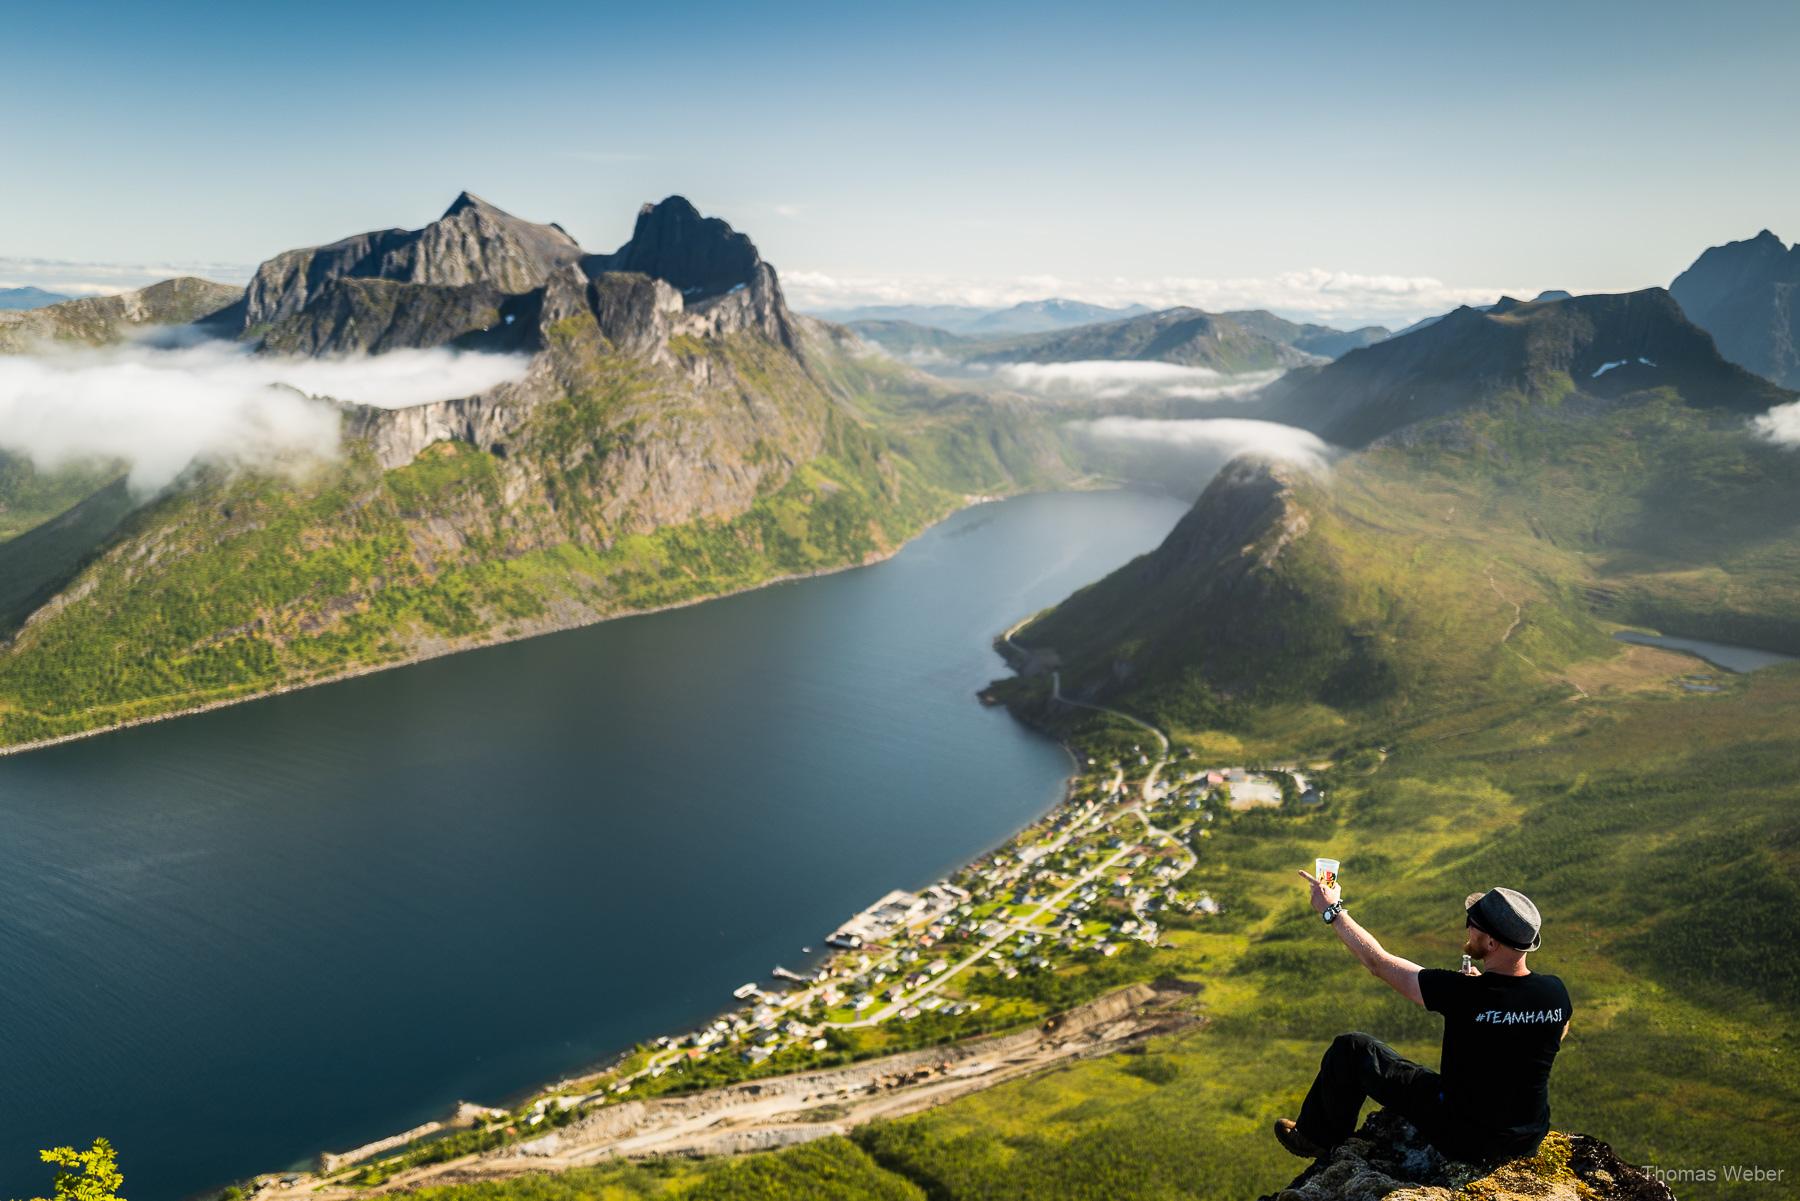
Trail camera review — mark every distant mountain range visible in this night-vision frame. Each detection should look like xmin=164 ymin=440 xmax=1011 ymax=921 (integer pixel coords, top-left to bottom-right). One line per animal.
xmin=1671 ymin=229 xmax=1800 ymax=388
xmin=0 ymin=286 xmax=72 ymax=310
xmin=852 ymin=306 xmax=1390 ymax=378
xmin=813 ymin=298 xmax=1151 ymax=335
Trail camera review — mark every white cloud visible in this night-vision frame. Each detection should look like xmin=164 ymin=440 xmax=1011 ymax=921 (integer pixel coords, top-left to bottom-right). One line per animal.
xmin=0 ymin=339 xmax=529 ymax=491
xmin=1752 ymin=403 xmax=1800 ymax=447
xmin=1068 ymin=415 xmax=1333 ymax=473
xmin=785 ymin=268 xmax=1603 ymax=329
xmin=989 ymin=360 xmax=1284 ymax=401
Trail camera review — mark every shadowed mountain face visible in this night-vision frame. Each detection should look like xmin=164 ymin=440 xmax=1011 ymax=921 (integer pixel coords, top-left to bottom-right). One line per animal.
xmin=1249 ymin=288 xmax=1789 ymax=446
xmin=583 ymin=196 xmax=763 ymax=301
xmin=1670 ymin=229 xmax=1800 ymax=387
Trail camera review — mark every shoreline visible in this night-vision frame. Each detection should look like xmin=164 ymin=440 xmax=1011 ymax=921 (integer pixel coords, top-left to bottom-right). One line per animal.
xmin=0 ymin=489 xmax=1057 ymax=761
xmin=258 ymin=627 xmax=1193 ymax=1193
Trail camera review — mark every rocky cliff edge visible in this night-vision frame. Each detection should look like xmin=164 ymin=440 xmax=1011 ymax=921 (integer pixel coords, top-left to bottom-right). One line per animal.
xmin=1260 ymin=1111 xmax=1676 ymax=1201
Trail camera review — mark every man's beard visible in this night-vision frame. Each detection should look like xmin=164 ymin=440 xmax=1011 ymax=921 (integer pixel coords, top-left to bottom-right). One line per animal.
xmin=1462 ymin=936 xmax=1488 ymax=960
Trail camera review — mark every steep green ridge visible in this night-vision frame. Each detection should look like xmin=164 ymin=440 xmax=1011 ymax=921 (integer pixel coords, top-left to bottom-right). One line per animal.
xmin=0 ymin=324 xmax=1070 ymax=749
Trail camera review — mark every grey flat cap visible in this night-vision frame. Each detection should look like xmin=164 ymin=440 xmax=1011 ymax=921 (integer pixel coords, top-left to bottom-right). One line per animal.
xmin=1464 ymin=887 xmax=1542 ymax=951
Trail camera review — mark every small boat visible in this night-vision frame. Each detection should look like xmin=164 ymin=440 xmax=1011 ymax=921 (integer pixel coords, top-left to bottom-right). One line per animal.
xmin=732 ymin=982 xmax=759 ymax=1000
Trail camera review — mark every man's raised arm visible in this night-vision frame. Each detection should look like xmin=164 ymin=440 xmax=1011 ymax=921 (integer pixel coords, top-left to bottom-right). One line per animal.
xmin=1298 ymin=869 xmax=1426 ymax=1006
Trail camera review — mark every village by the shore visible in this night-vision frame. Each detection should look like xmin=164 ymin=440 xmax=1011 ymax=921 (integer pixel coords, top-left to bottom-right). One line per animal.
xmin=264 ymin=722 xmax=1324 ymax=1191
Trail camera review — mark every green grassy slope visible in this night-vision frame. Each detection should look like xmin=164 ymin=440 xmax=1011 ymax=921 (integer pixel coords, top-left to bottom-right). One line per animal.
xmin=0 ymin=324 xmax=1076 ymax=750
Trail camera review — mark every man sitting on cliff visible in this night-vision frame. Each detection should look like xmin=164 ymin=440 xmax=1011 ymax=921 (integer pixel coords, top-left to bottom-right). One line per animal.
xmin=1273 ymin=874 xmax=1572 ymax=1166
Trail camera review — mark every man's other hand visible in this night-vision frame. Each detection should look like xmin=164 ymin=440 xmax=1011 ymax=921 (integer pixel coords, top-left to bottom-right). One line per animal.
xmin=1298 ymin=868 xmax=1341 ymax=913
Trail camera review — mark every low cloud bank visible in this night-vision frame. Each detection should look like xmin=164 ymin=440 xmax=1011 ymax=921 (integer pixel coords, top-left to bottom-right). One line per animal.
xmin=992 ymin=360 xmax=1283 ymax=401
xmin=1069 ymin=415 xmax=1333 ymax=473
xmin=0 ymin=339 xmax=530 ymax=490
xmin=1753 ymin=403 xmax=1800 ymax=447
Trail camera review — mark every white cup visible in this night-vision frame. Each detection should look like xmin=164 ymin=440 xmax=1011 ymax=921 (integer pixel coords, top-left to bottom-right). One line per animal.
xmin=1314 ymin=857 xmax=1340 ymax=890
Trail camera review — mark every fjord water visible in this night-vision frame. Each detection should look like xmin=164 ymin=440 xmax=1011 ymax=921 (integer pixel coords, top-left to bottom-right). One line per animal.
xmin=0 ymin=488 xmax=1188 ymax=1200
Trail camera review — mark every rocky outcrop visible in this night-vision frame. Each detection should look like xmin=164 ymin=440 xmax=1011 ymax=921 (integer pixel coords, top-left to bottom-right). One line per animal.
xmin=0 ymin=277 xmax=243 ymax=350
xmin=1259 ymin=1110 xmax=1676 ymax=1201
xmin=241 ymin=191 xmax=583 ymax=330
xmin=241 ymin=193 xmax=794 ymax=360
xmin=584 ymin=196 xmax=763 ymax=301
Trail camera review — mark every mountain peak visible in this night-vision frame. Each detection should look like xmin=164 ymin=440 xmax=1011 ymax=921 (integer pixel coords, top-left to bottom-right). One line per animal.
xmin=589 ymin=196 xmax=767 ymax=301
xmin=1670 ymin=229 xmax=1800 ymax=387
xmin=442 ymin=190 xmax=498 ymax=219
xmin=639 ymin=194 xmax=703 ymax=221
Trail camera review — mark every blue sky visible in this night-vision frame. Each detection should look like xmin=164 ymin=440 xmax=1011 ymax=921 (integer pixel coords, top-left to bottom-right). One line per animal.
xmin=3 ymin=0 xmax=1796 ymax=326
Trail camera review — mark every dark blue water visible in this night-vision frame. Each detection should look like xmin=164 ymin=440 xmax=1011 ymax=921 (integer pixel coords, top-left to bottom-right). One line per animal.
xmin=1611 ymin=629 xmax=1798 ymax=673
xmin=0 ymin=488 xmax=1187 ymax=1200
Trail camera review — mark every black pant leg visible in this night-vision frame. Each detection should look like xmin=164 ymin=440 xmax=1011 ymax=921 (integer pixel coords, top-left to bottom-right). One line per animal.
xmin=1295 ymin=1031 xmax=1443 ymax=1148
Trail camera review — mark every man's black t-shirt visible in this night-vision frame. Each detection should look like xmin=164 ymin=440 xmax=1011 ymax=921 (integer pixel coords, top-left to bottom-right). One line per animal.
xmin=1418 ymin=968 xmax=1572 ymax=1155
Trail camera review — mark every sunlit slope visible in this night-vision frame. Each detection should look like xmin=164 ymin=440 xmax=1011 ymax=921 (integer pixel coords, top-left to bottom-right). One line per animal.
xmin=0 ymin=324 xmax=1074 ymax=749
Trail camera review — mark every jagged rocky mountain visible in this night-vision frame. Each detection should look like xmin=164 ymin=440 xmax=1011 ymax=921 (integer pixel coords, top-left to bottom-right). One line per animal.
xmin=1670 ymin=228 xmax=1800 ymax=388
xmin=0 ymin=193 xmax=1074 ymax=748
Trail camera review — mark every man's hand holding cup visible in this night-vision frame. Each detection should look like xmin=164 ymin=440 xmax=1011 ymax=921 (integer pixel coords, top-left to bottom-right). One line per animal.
xmin=1298 ymin=861 xmax=1341 ymax=914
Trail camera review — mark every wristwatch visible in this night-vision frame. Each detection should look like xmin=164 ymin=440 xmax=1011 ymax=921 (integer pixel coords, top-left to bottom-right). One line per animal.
xmin=1321 ymin=901 xmax=1347 ymax=924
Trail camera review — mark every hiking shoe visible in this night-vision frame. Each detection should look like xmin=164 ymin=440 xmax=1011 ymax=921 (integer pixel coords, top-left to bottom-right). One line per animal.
xmin=1274 ymin=1118 xmax=1328 ymax=1159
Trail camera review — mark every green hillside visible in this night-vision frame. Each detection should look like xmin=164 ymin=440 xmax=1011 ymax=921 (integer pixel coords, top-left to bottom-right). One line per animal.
xmin=0 ymin=324 xmax=1075 ymax=750
xmin=250 ymin=296 xmax=1800 ymax=1201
